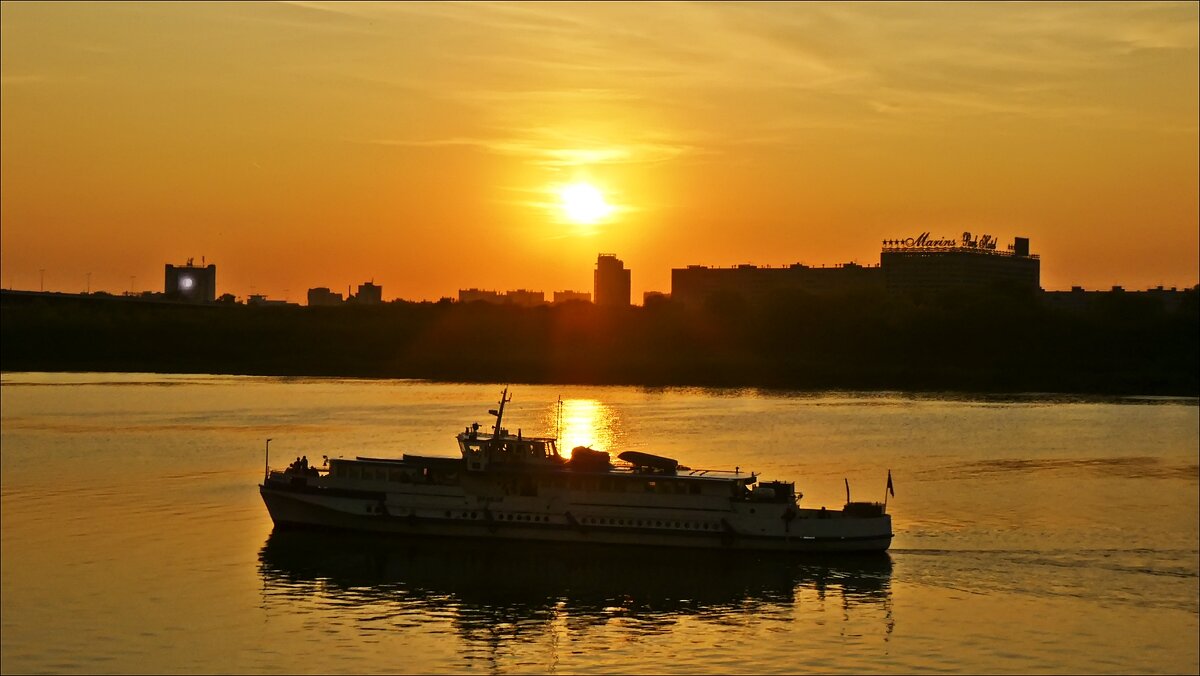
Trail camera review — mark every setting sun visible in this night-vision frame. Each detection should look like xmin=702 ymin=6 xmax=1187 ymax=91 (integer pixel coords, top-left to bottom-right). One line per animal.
xmin=557 ymin=182 xmax=613 ymax=225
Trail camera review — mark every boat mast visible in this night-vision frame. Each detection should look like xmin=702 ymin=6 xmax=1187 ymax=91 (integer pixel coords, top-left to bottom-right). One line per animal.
xmin=556 ymin=395 xmax=563 ymax=447
xmin=489 ymin=386 xmax=511 ymax=439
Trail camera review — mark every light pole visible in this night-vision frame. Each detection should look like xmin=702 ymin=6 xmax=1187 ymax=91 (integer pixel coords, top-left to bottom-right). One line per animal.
xmin=264 ymin=438 xmax=273 ymax=482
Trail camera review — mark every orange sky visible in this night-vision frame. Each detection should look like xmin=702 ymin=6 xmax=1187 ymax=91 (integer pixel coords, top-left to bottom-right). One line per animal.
xmin=2 ymin=2 xmax=1197 ymax=301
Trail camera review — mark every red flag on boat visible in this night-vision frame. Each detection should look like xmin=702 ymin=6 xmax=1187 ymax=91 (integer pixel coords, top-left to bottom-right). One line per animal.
xmin=887 ymin=470 xmax=895 ymax=497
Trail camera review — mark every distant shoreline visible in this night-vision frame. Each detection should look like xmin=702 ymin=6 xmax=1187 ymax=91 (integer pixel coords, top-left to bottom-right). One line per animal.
xmin=3 ymin=288 xmax=1196 ymax=397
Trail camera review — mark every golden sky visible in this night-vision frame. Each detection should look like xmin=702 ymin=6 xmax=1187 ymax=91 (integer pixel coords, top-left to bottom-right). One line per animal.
xmin=2 ymin=1 xmax=1197 ymax=300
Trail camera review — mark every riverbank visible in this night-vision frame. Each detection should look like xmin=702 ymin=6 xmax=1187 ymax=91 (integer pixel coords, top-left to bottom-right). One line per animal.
xmin=3 ymin=288 xmax=1196 ymax=395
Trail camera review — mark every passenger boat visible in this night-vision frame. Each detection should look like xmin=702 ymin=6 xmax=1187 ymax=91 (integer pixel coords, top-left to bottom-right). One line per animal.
xmin=259 ymin=389 xmax=894 ymax=552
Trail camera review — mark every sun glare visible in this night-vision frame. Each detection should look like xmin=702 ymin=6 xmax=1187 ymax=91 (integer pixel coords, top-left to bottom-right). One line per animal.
xmin=557 ymin=182 xmax=613 ymax=225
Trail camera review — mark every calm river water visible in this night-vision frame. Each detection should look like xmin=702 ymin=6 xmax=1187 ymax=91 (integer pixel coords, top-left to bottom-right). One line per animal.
xmin=1 ymin=373 xmax=1197 ymax=674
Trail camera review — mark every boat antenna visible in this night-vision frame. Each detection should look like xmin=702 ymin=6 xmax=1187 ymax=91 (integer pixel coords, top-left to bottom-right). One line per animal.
xmin=556 ymin=395 xmax=563 ymax=446
xmin=489 ymin=386 xmax=511 ymax=438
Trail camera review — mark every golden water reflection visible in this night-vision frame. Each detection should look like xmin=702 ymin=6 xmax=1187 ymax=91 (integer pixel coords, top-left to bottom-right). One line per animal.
xmin=545 ymin=399 xmax=621 ymax=459
xmin=257 ymin=530 xmax=896 ymax=667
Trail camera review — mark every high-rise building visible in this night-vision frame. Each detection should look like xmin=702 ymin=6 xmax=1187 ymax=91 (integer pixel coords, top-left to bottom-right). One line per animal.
xmin=594 ymin=254 xmax=631 ymax=307
xmin=164 ymin=259 xmax=216 ymax=303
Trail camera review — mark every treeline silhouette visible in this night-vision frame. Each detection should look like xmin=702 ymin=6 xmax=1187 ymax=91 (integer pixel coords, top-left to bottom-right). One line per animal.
xmin=2 ymin=287 xmax=1196 ymax=395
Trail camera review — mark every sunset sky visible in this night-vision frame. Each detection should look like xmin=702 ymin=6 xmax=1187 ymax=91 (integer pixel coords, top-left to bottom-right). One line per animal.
xmin=2 ymin=2 xmax=1197 ymax=301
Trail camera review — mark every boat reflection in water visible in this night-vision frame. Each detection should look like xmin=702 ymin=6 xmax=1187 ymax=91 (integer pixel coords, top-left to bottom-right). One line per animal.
xmin=257 ymin=529 xmax=894 ymax=648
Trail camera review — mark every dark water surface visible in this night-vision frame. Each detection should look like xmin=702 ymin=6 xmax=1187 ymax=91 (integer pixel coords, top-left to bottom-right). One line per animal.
xmin=2 ymin=373 xmax=1196 ymax=673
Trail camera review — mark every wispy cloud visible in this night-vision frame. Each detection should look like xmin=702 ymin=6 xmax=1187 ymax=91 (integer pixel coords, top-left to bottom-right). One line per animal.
xmin=357 ymin=129 xmax=701 ymax=169
xmin=320 ymin=1 xmax=1196 ymax=157
xmin=1 ymin=74 xmax=50 ymax=86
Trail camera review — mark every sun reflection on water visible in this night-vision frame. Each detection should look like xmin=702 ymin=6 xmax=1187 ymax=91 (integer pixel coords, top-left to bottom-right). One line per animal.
xmin=546 ymin=399 xmax=620 ymax=459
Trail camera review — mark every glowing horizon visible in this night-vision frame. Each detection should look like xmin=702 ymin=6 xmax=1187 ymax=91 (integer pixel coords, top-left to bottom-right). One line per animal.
xmin=2 ymin=2 xmax=1196 ymax=301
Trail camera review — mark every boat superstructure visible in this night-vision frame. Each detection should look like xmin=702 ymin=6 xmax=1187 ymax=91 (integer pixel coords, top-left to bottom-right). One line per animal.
xmin=259 ymin=389 xmax=893 ymax=552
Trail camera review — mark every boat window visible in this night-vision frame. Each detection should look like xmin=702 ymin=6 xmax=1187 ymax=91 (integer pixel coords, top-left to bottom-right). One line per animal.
xmin=645 ymin=481 xmax=656 ymax=493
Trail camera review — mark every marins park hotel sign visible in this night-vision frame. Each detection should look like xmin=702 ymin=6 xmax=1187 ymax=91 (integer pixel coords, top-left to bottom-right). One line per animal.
xmin=883 ymin=232 xmax=1000 ymax=250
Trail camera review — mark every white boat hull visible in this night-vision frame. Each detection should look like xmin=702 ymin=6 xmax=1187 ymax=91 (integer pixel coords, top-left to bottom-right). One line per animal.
xmin=260 ymin=483 xmax=893 ymax=553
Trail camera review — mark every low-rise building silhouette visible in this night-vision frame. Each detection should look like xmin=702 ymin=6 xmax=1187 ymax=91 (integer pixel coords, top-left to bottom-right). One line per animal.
xmin=553 ymin=290 xmax=591 ymax=304
xmin=459 ymin=288 xmax=502 ymax=304
xmin=643 ymin=291 xmax=670 ymax=305
xmin=307 ymin=287 xmax=344 ymax=306
xmin=881 ymin=233 xmax=1039 ymax=292
xmin=1043 ymin=285 xmax=1195 ymax=313
xmin=247 ymin=294 xmax=292 ymax=307
xmin=671 ymin=232 xmax=1041 ymax=306
xmin=505 ymin=289 xmax=545 ymax=307
xmin=458 ymin=288 xmax=549 ymax=306
xmin=671 ymin=261 xmax=881 ymax=307
xmin=352 ymin=281 xmax=382 ymax=305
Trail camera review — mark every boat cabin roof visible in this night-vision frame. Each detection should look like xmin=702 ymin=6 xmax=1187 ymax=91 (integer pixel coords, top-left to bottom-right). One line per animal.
xmin=337 ymin=453 xmax=756 ymax=485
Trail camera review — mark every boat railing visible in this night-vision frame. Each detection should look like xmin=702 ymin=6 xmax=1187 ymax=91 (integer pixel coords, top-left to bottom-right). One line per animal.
xmin=268 ymin=464 xmax=326 ymax=481
xmin=607 ymin=461 xmax=749 ymax=478
xmin=684 ymin=467 xmax=751 ymax=477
